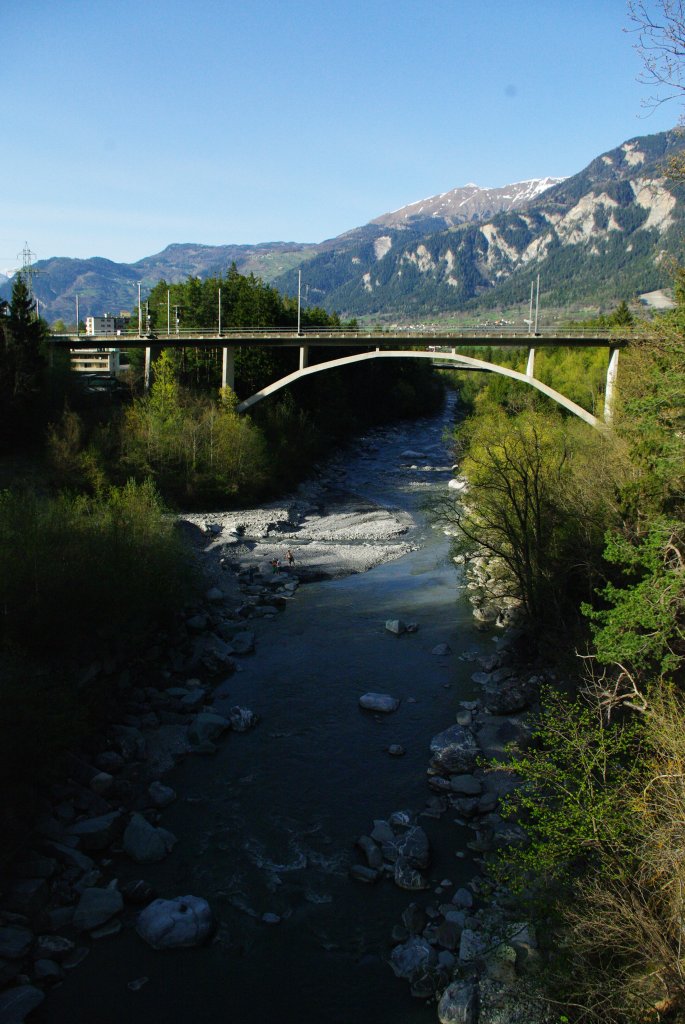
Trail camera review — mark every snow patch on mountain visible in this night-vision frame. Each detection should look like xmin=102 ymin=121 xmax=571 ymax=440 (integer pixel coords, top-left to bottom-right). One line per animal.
xmin=372 ymin=177 xmax=565 ymax=229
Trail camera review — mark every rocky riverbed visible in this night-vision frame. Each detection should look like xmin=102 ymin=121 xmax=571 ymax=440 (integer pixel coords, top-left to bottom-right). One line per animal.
xmin=0 ymin=401 xmax=552 ymax=1024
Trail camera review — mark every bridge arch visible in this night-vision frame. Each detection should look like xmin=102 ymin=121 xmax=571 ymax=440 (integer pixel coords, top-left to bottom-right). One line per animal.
xmin=236 ymin=349 xmax=605 ymax=430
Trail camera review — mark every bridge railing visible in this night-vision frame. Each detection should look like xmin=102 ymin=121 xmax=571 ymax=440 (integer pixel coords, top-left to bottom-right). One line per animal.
xmin=50 ymin=326 xmax=629 ymax=343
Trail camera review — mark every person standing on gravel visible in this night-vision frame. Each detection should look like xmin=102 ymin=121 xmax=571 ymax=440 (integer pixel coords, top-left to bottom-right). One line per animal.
xmin=286 ymin=549 xmax=295 ymax=567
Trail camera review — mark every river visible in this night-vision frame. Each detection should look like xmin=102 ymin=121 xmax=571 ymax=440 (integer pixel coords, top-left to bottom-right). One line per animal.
xmin=36 ymin=396 xmax=494 ymax=1024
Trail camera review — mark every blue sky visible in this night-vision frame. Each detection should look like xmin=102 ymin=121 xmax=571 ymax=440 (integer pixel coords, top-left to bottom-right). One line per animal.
xmin=1 ymin=0 xmax=680 ymax=267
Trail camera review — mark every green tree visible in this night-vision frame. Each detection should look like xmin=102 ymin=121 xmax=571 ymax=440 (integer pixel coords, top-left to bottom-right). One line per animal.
xmin=0 ymin=274 xmax=48 ymax=445
xmin=443 ymin=407 xmax=619 ymax=629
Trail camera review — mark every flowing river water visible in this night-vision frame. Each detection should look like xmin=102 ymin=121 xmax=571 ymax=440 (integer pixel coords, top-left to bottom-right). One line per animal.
xmin=37 ymin=396 xmax=496 ymax=1024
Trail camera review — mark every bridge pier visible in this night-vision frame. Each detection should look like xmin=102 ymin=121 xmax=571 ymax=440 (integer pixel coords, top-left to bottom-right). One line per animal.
xmin=299 ymin=344 xmax=309 ymax=371
xmin=144 ymin=347 xmax=152 ymax=390
xmin=604 ymin=346 xmax=620 ymax=424
xmin=222 ymin=348 xmax=235 ymax=391
xmin=526 ymin=347 xmax=535 ymax=377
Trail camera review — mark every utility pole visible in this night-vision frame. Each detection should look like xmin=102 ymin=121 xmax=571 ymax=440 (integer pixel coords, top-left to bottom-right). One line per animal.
xmin=137 ymin=284 xmax=142 ymax=336
xmin=297 ymin=269 xmax=302 ymax=336
xmin=76 ymin=295 xmax=80 ymax=337
xmin=534 ymin=274 xmax=540 ymax=334
xmin=218 ymin=288 xmax=222 ymax=336
xmin=528 ymin=281 xmax=534 ymax=335
xmin=167 ymin=289 xmax=170 ymax=335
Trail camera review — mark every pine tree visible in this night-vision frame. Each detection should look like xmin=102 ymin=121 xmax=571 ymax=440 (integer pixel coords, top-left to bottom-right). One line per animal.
xmin=0 ymin=274 xmax=47 ymax=445
xmin=6 ymin=274 xmax=46 ymax=399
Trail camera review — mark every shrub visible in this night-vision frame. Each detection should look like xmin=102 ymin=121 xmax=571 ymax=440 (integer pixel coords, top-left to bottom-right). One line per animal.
xmin=0 ymin=479 xmax=191 ymax=656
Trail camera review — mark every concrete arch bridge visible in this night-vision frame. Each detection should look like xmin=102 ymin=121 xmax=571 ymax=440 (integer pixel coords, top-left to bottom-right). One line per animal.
xmin=54 ymin=328 xmax=629 ymax=430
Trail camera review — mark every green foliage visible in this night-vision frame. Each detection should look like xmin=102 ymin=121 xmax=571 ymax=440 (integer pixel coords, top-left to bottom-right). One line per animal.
xmin=0 ymin=274 xmax=48 ymax=447
xmin=46 ymin=406 xmax=109 ymax=493
xmin=613 ymin=328 xmax=685 ymax=516
xmin=534 ymin=346 xmax=610 ymax=415
xmin=447 ymin=406 xmax=618 ymax=628
xmin=585 ymin=520 xmax=685 ymax=681
xmin=0 ymin=479 xmax=191 ymax=657
xmin=122 ymin=365 xmax=270 ymax=506
xmin=494 ymin=687 xmax=645 ymax=891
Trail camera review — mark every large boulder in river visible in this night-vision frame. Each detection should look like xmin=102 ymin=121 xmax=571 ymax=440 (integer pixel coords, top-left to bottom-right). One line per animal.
xmin=428 ymin=725 xmax=479 ymax=776
xmin=437 ymin=980 xmax=478 ymax=1024
xmin=73 ymin=886 xmax=123 ymax=932
xmin=0 ymin=986 xmax=45 ymax=1022
xmin=67 ymin=811 xmax=124 ymax=851
xmin=123 ymin=814 xmax=177 ymax=864
xmin=394 ymin=857 xmax=430 ymax=890
xmin=359 ymin=693 xmax=400 ymax=713
xmin=390 ymin=936 xmax=437 ymax=979
xmin=188 ymin=712 xmax=230 ymax=746
xmin=383 ymin=824 xmax=430 ymax=869
xmin=136 ymin=896 xmax=214 ymax=950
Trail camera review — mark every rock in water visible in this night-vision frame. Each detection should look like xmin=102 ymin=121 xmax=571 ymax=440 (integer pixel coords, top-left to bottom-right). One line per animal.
xmin=67 ymin=811 xmax=124 ymax=851
xmin=123 ymin=814 xmax=177 ymax=864
xmin=148 ymin=781 xmax=177 ymax=808
xmin=188 ymin=712 xmax=230 ymax=746
xmin=228 ymin=706 xmax=259 ymax=732
xmin=390 ymin=936 xmax=437 ymax=979
xmin=428 ymin=725 xmax=479 ymax=775
xmin=136 ymin=896 xmax=214 ymax=950
xmin=359 ymin=693 xmax=400 ymax=713
xmin=0 ymin=985 xmax=45 ymax=1021
xmin=394 ymin=857 xmax=429 ymax=890
xmin=385 ymin=620 xmax=406 ymax=635
xmin=0 ymin=927 xmax=33 ymax=960
xmin=73 ymin=887 xmax=123 ymax=932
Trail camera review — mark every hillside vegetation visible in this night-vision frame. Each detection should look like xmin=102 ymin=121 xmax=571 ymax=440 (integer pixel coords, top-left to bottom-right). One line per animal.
xmin=440 ymin=293 xmax=685 ymax=1021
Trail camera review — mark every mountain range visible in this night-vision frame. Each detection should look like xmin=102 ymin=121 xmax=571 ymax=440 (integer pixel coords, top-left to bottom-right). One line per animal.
xmin=2 ymin=129 xmax=684 ymax=322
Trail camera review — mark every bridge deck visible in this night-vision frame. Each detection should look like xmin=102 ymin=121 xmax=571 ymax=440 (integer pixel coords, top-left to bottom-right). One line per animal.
xmin=50 ymin=328 xmax=629 ymax=349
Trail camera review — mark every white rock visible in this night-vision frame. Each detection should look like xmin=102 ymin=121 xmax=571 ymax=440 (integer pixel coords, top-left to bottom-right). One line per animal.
xmin=136 ymin=896 xmax=214 ymax=950
xmin=359 ymin=693 xmax=400 ymax=713
xmin=148 ymin=781 xmax=177 ymax=808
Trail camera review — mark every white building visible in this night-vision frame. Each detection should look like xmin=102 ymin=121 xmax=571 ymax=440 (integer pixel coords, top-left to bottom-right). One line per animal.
xmin=85 ymin=313 xmax=129 ymax=336
xmin=70 ymin=349 xmax=121 ymax=376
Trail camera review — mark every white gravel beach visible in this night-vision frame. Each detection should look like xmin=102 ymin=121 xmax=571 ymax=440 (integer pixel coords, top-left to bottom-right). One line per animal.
xmin=179 ymin=479 xmax=417 ymax=588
